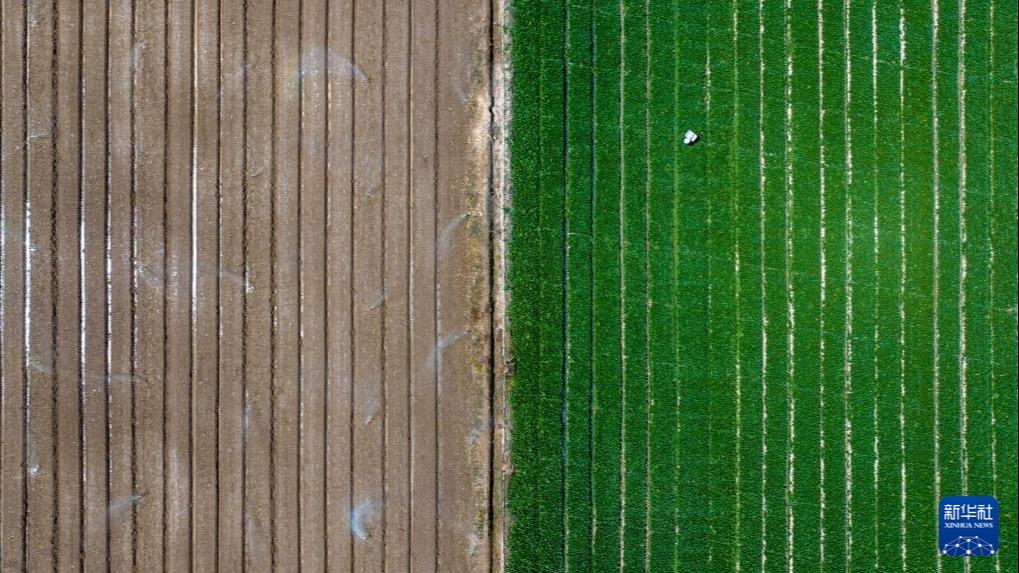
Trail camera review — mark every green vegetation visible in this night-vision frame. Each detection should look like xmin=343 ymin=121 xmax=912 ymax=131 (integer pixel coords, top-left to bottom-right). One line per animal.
xmin=505 ymin=0 xmax=1018 ymax=570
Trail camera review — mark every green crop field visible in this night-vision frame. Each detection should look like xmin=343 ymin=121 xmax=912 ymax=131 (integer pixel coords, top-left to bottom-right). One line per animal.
xmin=504 ymin=0 xmax=1017 ymax=571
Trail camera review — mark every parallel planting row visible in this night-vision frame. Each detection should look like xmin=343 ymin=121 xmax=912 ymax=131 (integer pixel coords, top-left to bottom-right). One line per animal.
xmin=506 ymin=0 xmax=1017 ymax=570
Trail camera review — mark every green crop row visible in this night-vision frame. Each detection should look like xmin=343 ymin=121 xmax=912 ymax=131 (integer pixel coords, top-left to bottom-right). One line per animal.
xmin=505 ymin=0 xmax=1017 ymax=571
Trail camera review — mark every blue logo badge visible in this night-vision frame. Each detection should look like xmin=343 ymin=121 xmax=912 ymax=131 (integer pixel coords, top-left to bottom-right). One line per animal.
xmin=938 ymin=496 xmax=999 ymax=557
